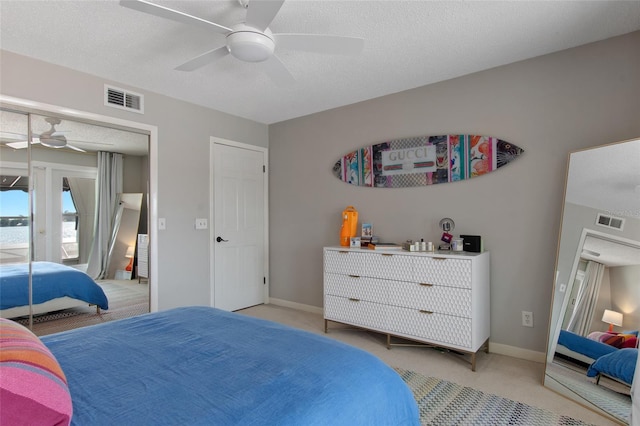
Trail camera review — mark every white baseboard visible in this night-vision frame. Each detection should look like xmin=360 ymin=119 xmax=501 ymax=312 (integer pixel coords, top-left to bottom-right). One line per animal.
xmin=490 ymin=342 xmax=545 ymax=363
xmin=268 ymin=298 xmax=547 ymax=363
xmin=268 ymin=297 xmax=323 ymax=315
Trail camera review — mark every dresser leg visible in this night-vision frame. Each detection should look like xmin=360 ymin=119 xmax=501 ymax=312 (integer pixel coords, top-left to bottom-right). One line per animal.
xmin=471 ymin=353 xmax=477 ymax=372
xmin=324 ymin=319 xmax=328 ymax=333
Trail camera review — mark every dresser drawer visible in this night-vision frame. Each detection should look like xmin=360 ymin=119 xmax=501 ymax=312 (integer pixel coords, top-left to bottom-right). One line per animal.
xmin=363 ymin=252 xmax=413 ymax=281
xmin=324 ymin=295 xmax=387 ymax=331
xmin=324 ymin=250 xmax=367 ymax=276
xmin=387 ymin=305 xmax=472 ymax=349
xmin=413 ymin=257 xmax=472 ymax=289
xmin=387 ymin=281 xmax=471 ymax=318
xmin=324 ymin=273 xmax=387 ymax=304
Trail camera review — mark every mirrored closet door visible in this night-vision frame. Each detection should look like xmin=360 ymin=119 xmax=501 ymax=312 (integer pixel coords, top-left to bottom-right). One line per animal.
xmin=0 ymin=107 xmax=150 ymax=329
xmin=0 ymin=109 xmax=31 ymax=324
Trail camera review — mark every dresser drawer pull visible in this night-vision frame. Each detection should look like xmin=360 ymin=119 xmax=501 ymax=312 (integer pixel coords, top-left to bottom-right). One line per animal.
xmin=338 ymin=251 xmax=349 ymax=254
xmin=419 ymin=310 xmax=434 ymax=314
xmin=348 ymin=274 xmax=361 ymax=278
xmin=419 ymin=283 xmax=434 ymax=287
xmin=432 ymin=257 xmax=447 ymax=261
xmin=348 ymin=298 xmax=361 ymax=302
xmin=381 ymin=253 xmax=394 ymax=257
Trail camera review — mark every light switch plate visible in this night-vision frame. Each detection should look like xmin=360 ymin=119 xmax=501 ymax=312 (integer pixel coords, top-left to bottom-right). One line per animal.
xmin=158 ymin=218 xmax=166 ymax=230
xmin=195 ymin=218 xmax=208 ymax=229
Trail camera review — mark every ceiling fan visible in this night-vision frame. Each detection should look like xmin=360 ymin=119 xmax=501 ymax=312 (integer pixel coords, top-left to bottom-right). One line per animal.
xmin=3 ymin=118 xmax=87 ymax=152
xmin=119 ymin=0 xmax=365 ymax=84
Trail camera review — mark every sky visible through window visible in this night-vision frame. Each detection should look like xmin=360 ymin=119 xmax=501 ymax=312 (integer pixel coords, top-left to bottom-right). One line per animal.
xmin=0 ymin=191 xmax=76 ymax=216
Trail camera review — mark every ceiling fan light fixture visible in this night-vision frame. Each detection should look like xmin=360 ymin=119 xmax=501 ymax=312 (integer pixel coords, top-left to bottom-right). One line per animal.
xmin=39 ymin=135 xmax=67 ymax=148
xmin=227 ymin=29 xmax=274 ymax=62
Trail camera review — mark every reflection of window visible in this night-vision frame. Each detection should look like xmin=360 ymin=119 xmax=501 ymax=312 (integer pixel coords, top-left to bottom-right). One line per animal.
xmin=61 ymin=178 xmax=79 ymax=261
xmin=0 ymin=174 xmax=30 ymax=264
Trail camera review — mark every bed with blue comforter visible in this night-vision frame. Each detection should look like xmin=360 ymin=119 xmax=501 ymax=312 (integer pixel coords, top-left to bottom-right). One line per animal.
xmin=556 ymin=329 xmax=617 ymax=363
xmin=0 ymin=262 xmax=108 ymax=317
xmin=587 ymin=348 xmax=638 ymax=386
xmin=42 ymin=306 xmax=420 ymax=425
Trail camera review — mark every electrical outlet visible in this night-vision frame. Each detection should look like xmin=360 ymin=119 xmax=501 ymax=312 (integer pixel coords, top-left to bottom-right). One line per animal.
xmin=522 ymin=311 xmax=533 ymax=327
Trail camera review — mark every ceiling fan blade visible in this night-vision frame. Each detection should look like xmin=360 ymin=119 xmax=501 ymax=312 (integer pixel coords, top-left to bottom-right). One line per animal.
xmin=4 ymin=141 xmax=28 ymax=149
xmin=119 ymin=0 xmax=232 ymax=34
xmin=245 ymin=0 xmax=285 ymax=32
xmin=4 ymin=140 xmax=41 ymax=149
xmin=67 ymin=144 xmax=87 ymax=153
xmin=262 ymin=55 xmax=295 ymax=86
xmin=175 ymin=46 xmax=230 ymax=71
xmin=273 ymin=34 xmax=364 ymax=55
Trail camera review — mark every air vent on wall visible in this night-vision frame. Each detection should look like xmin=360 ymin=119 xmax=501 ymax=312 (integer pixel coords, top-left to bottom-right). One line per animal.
xmin=595 ymin=213 xmax=625 ymax=231
xmin=104 ymin=85 xmax=144 ymax=114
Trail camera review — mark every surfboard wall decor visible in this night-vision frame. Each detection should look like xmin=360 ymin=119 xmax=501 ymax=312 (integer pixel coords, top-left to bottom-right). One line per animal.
xmin=332 ymin=134 xmax=523 ymax=188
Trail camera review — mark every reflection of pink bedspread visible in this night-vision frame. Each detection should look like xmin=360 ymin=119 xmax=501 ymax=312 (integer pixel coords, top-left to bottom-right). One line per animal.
xmin=587 ymin=331 xmax=638 ymax=349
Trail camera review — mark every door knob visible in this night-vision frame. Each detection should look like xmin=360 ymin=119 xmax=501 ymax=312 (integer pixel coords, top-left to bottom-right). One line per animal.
xmin=216 ymin=236 xmax=228 ymax=243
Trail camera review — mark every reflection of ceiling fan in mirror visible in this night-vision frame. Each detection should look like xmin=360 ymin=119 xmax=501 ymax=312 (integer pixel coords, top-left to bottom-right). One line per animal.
xmin=119 ymin=0 xmax=365 ymax=84
xmin=2 ymin=118 xmax=102 ymax=153
xmin=35 ymin=118 xmax=74 ymax=149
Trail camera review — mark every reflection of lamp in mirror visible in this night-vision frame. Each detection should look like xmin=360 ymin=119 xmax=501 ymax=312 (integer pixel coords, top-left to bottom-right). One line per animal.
xmin=125 ymin=246 xmax=135 ymax=272
xmin=601 ymin=309 xmax=623 ymax=333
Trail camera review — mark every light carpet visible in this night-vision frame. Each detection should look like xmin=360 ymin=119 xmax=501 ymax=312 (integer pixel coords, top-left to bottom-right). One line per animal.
xmin=395 ymin=368 xmax=595 ymax=426
xmin=15 ymin=280 xmax=149 ymax=336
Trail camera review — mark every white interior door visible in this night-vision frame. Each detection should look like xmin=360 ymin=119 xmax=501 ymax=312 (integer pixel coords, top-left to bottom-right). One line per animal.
xmin=212 ymin=139 xmax=267 ymax=311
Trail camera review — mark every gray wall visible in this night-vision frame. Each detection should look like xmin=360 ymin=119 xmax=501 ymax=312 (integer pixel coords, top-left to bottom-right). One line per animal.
xmin=1 ymin=50 xmax=269 ymax=310
xmin=268 ymin=31 xmax=640 ymax=353
xmin=610 ymin=265 xmax=640 ymax=330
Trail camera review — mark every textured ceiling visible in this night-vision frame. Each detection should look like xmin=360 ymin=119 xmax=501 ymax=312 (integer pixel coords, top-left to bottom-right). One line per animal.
xmin=582 ymin=235 xmax=640 ymax=267
xmin=566 ymin=138 xmax=640 ymax=220
xmin=1 ymin=1 xmax=639 ymax=125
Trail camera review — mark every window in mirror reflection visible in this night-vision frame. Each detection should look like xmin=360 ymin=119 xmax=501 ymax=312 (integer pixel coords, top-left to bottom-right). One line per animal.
xmin=61 ymin=178 xmax=79 ymax=263
xmin=0 ymin=174 xmax=30 ymax=265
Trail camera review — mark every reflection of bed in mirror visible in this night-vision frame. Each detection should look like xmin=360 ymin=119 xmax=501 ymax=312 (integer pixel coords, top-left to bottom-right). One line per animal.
xmin=0 ymin=261 xmax=109 ymax=319
xmin=556 ymin=329 xmax=618 ymax=365
xmin=544 ymin=137 xmax=640 ymax=425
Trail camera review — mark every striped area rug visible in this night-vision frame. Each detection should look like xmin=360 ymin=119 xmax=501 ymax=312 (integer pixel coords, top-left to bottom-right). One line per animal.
xmin=395 ymin=368 xmax=594 ymax=426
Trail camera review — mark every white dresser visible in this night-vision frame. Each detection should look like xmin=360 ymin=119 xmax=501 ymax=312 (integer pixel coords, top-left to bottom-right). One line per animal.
xmin=323 ymin=246 xmax=490 ymax=370
xmin=137 ymin=234 xmax=149 ymax=282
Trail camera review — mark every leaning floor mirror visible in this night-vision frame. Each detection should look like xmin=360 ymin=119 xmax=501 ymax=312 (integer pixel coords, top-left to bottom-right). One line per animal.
xmin=544 ymin=137 xmax=640 ymax=424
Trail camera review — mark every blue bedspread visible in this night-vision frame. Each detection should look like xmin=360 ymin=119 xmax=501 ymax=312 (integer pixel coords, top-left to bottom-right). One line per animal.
xmin=558 ymin=329 xmax=617 ymax=361
xmin=43 ymin=306 xmax=420 ymax=426
xmin=0 ymin=262 xmax=108 ymax=310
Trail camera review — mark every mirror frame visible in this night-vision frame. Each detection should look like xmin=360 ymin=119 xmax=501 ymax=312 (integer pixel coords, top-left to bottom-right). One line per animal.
xmin=544 ymin=137 xmax=640 ymax=425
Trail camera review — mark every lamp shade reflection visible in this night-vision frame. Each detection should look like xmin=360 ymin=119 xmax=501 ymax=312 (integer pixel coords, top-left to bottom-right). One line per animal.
xmin=601 ymin=309 xmax=623 ymax=333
